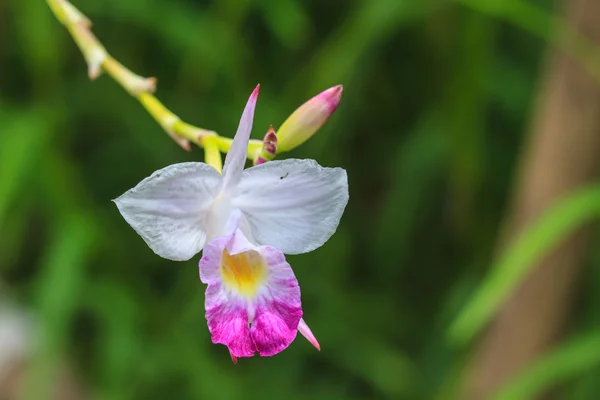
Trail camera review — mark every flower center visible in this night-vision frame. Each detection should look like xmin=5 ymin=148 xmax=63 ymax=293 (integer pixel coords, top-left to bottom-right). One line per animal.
xmin=220 ymin=249 xmax=267 ymax=297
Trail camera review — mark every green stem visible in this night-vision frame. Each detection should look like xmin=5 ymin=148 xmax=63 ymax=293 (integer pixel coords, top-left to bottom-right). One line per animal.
xmin=45 ymin=0 xmax=264 ymax=166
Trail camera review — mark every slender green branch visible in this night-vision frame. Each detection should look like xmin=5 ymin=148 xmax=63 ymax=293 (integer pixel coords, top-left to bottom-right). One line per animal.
xmin=45 ymin=0 xmax=263 ymax=163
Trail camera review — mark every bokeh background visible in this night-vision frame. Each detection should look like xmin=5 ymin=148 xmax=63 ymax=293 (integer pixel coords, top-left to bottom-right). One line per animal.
xmin=2 ymin=0 xmax=600 ymax=399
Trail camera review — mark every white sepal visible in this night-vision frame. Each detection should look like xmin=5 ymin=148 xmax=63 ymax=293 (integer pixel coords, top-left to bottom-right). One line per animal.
xmin=233 ymin=159 xmax=348 ymax=254
xmin=222 ymin=85 xmax=260 ymax=192
xmin=114 ymin=163 xmax=222 ymax=261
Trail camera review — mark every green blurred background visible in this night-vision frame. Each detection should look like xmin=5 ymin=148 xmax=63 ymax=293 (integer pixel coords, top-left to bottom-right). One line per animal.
xmin=2 ymin=0 xmax=600 ymax=399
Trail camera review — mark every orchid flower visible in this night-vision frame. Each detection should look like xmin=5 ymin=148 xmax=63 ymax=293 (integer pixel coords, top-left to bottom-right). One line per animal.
xmin=114 ymin=85 xmax=349 ymax=359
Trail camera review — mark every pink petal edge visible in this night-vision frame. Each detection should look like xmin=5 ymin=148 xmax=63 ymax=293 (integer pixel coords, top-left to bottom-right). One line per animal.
xmin=200 ymin=233 xmax=303 ymax=359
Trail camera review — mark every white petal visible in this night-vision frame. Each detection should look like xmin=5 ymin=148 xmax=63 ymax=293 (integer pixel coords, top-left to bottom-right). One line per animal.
xmin=232 ymin=159 xmax=348 ymax=254
xmin=114 ymin=163 xmax=222 ymax=261
xmin=222 ymin=85 xmax=260 ymax=192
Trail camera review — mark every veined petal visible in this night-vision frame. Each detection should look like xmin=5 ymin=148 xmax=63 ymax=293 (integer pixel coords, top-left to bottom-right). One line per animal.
xmin=232 ymin=159 xmax=349 ymax=254
xmin=199 ymin=232 xmax=302 ymax=358
xmin=114 ymin=162 xmax=222 ymax=261
xmin=222 ymin=85 xmax=260 ymax=192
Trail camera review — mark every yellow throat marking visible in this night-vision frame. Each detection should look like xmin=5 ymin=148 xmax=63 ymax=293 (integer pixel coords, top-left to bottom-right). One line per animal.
xmin=221 ymin=249 xmax=267 ymax=297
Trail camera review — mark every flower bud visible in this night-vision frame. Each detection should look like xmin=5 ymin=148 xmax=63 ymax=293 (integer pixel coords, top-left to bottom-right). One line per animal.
xmin=276 ymin=85 xmax=342 ymax=152
xmin=262 ymin=125 xmax=278 ymax=156
xmin=253 ymin=125 xmax=278 ymax=165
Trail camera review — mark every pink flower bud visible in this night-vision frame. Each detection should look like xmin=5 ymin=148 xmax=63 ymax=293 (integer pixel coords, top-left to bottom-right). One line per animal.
xmin=262 ymin=125 xmax=278 ymax=156
xmin=252 ymin=126 xmax=278 ymax=166
xmin=276 ymin=85 xmax=342 ymax=152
